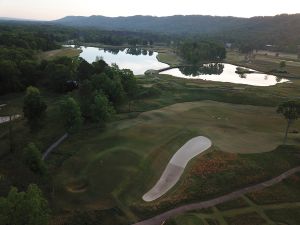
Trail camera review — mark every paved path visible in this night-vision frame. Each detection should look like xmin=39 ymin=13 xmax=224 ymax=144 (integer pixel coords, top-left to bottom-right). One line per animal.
xmin=143 ymin=136 xmax=212 ymax=202
xmin=42 ymin=133 xmax=68 ymax=160
xmin=0 ymin=114 xmax=21 ymax=124
xmin=133 ymin=166 xmax=300 ymax=225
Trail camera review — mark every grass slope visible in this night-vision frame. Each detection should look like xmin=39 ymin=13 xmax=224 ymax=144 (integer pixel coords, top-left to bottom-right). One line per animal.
xmin=50 ymin=100 xmax=299 ymax=215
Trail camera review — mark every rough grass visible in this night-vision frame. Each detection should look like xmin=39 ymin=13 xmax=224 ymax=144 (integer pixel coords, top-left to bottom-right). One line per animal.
xmin=247 ymin=172 xmax=300 ymax=204
xmin=163 ymin=173 xmax=300 ymax=225
xmin=132 ymin=146 xmax=300 ymax=217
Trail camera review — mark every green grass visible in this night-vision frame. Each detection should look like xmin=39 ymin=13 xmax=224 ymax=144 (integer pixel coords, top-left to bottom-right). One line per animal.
xmin=225 ymin=50 xmax=300 ymax=79
xmin=156 ymin=51 xmax=181 ymax=66
xmin=38 ymin=47 xmax=82 ymax=60
xmin=265 ymin=207 xmax=300 ymax=225
xmin=216 ymin=198 xmax=248 ymax=211
xmin=168 ymin=214 xmax=206 ymax=225
xmin=256 ymin=50 xmax=299 ymax=61
xmin=225 ymin=212 xmax=266 ymax=225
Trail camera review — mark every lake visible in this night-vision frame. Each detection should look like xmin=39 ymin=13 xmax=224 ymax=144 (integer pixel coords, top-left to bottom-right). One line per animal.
xmin=163 ymin=64 xmax=289 ymax=86
xmin=71 ymin=46 xmax=289 ymax=86
xmin=78 ymin=46 xmax=168 ymax=74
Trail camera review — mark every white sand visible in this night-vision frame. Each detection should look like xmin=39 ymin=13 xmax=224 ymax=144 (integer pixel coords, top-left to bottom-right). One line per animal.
xmin=143 ymin=136 xmax=212 ymax=202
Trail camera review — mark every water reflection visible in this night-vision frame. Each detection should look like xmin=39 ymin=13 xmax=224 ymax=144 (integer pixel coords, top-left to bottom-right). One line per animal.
xmin=73 ymin=45 xmax=290 ymax=86
xmin=78 ymin=46 xmax=169 ymax=74
xmin=100 ymin=47 xmax=155 ymax=56
xmin=239 ymin=74 xmax=247 ymax=79
xmin=103 ymin=48 xmax=121 ymax=55
xmin=179 ymin=63 xmax=224 ymax=76
xmin=164 ymin=64 xmax=290 ymax=86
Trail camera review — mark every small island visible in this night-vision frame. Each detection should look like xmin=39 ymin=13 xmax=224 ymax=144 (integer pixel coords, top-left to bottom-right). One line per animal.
xmin=235 ymin=66 xmax=255 ymax=75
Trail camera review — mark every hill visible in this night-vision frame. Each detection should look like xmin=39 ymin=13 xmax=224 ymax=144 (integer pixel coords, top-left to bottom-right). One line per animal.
xmin=54 ymin=14 xmax=300 ymax=36
xmin=53 ymin=15 xmax=247 ymax=35
xmin=53 ymin=14 xmax=300 ymax=51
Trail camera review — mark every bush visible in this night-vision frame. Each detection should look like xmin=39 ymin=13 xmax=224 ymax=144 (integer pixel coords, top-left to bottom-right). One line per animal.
xmin=23 ymin=143 xmax=46 ymax=175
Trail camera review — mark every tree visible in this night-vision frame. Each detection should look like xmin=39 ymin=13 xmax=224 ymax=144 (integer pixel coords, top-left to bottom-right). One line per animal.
xmin=92 ymin=59 xmax=108 ymax=74
xmin=19 ymin=60 xmax=39 ymax=86
xmin=23 ymin=86 xmax=47 ymax=132
xmin=91 ymin=73 xmax=125 ymax=107
xmin=280 ymin=61 xmax=286 ymax=69
xmin=0 ymin=60 xmax=22 ymax=95
xmin=77 ymin=58 xmax=95 ymax=81
xmin=120 ymin=69 xmax=138 ymax=111
xmin=90 ymin=92 xmax=115 ymax=125
xmin=23 ymin=143 xmax=46 ymax=175
xmin=178 ymin=40 xmax=226 ymax=65
xmin=59 ymin=96 xmax=83 ymax=133
xmin=239 ymin=43 xmax=255 ymax=61
xmin=45 ymin=63 xmax=74 ymax=92
xmin=79 ymin=79 xmax=94 ymax=118
xmin=277 ymin=101 xmax=300 ymax=144
xmin=0 ymin=184 xmax=50 ymax=225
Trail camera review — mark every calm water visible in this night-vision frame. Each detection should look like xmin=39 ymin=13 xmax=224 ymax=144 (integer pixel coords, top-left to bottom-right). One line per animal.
xmin=164 ymin=64 xmax=289 ymax=86
xmin=78 ymin=46 xmax=168 ymax=74
xmin=71 ymin=46 xmax=289 ymax=86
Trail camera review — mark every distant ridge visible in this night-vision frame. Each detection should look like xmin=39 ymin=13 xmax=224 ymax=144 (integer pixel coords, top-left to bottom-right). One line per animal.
xmin=0 ymin=17 xmax=39 ymax=21
xmin=53 ymin=14 xmax=300 ymax=35
xmin=53 ymin=15 xmax=247 ymax=34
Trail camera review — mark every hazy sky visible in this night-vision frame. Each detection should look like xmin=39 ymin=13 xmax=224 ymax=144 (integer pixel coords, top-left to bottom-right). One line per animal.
xmin=0 ymin=0 xmax=299 ymax=20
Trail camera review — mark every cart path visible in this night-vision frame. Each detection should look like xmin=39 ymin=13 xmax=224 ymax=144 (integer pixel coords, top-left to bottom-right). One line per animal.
xmin=42 ymin=133 xmax=68 ymax=160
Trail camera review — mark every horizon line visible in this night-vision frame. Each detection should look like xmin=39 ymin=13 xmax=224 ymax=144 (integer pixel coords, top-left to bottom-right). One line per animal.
xmin=1 ymin=12 xmax=299 ymax=22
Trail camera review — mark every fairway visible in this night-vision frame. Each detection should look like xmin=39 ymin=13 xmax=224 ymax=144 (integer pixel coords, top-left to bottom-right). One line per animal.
xmin=52 ymin=100 xmax=299 ymax=211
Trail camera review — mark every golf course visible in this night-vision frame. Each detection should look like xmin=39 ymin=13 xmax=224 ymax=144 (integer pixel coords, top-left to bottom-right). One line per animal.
xmin=1 ymin=14 xmax=300 ymax=224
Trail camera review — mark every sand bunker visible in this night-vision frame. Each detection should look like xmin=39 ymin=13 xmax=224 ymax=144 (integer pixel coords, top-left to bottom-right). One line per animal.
xmin=143 ymin=136 xmax=212 ymax=202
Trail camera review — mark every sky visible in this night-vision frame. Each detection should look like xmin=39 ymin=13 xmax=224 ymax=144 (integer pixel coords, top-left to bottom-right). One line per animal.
xmin=0 ymin=0 xmax=299 ymax=20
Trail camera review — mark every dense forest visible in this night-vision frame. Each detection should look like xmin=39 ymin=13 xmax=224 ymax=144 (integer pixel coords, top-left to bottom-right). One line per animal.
xmin=2 ymin=13 xmax=300 ymax=53
xmin=0 ymin=22 xmax=171 ymax=46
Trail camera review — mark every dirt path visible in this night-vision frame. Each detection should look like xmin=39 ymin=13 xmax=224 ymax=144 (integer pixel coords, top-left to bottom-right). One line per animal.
xmin=42 ymin=133 xmax=68 ymax=160
xmin=143 ymin=136 xmax=212 ymax=202
xmin=133 ymin=166 xmax=300 ymax=225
